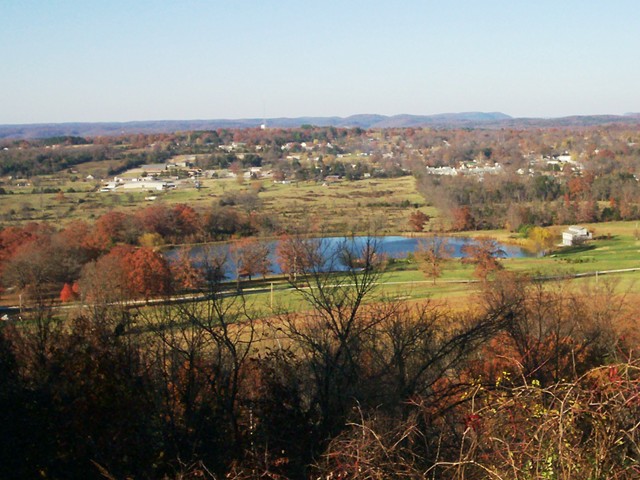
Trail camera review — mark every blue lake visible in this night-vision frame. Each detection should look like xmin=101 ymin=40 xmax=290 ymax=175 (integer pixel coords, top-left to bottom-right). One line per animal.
xmin=167 ymin=236 xmax=533 ymax=280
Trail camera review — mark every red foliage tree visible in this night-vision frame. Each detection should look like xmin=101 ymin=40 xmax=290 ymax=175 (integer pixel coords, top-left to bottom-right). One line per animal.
xmin=408 ymin=210 xmax=430 ymax=232
xmin=123 ymin=246 xmax=172 ymax=299
xmin=59 ymin=283 xmax=76 ymax=302
xmin=0 ymin=223 xmax=53 ymax=267
xmin=135 ymin=204 xmax=175 ymax=239
xmin=451 ymin=206 xmax=475 ymax=231
xmin=173 ymin=204 xmax=201 ymax=240
xmin=88 ymin=211 xmax=140 ymax=251
xmin=86 ymin=245 xmax=172 ymax=301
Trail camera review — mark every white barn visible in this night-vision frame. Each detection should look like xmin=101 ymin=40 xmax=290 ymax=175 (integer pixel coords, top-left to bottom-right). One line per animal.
xmin=562 ymin=226 xmax=592 ymax=246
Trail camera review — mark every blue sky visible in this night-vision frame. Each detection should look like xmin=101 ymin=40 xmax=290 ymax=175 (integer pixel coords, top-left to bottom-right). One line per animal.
xmin=1 ymin=0 xmax=639 ymax=123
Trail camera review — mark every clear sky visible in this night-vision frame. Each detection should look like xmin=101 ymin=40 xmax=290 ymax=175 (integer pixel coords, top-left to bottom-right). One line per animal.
xmin=1 ymin=0 xmax=639 ymax=124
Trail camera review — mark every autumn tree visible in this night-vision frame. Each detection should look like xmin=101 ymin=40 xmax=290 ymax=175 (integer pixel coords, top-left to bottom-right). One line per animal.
xmin=53 ymin=220 xmax=101 ymax=265
xmin=205 ymin=206 xmax=255 ymax=240
xmin=408 ymin=210 xmax=430 ymax=232
xmin=461 ymin=237 xmax=505 ymax=279
xmin=450 ymin=206 xmax=475 ymax=231
xmin=0 ymin=223 xmax=53 ymax=275
xmin=275 ymin=234 xmax=323 ymax=282
xmin=415 ymin=235 xmax=452 ymax=284
xmin=59 ymin=283 xmax=76 ymax=302
xmin=169 ymin=247 xmax=210 ymax=291
xmin=79 ymin=249 xmax=131 ymax=324
xmin=80 ymin=245 xmax=171 ymax=305
xmin=88 ymin=211 xmax=141 ymax=251
xmin=173 ymin=203 xmax=201 ymax=241
xmin=230 ymin=237 xmax=271 ymax=282
xmin=3 ymin=240 xmax=59 ymax=306
xmin=135 ymin=204 xmax=175 ymax=239
xmin=138 ymin=232 xmax=164 ymax=248
xmin=528 ymin=226 xmax=556 ymax=255
xmin=123 ymin=246 xmax=172 ymax=299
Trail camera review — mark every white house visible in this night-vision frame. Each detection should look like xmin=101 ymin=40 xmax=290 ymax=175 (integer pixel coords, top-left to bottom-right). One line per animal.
xmin=425 ymin=166 xmax=458 ymax=176
xmin=562 ymin=226 xmax=592 ymax=246
xmin=121 ymin=180 xmax=175 ymax=191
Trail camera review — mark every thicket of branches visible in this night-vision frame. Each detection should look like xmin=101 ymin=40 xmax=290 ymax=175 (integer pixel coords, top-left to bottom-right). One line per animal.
xmin=0 ymin=238 xmax=636 ymax=479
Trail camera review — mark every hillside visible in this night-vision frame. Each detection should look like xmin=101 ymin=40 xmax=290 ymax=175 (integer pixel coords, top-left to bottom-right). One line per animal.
xmin=4 ymin=112 xmax=640 ymax=139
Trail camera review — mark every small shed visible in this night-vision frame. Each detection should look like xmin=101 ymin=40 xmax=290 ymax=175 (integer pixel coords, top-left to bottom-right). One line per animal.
xmin=562 ymin=226 xmax=592 ymax=246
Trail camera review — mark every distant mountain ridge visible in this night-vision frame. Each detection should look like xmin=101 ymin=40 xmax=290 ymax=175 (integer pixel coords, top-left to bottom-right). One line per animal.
xmin=2 ymin=112 xmax=639 ymax=139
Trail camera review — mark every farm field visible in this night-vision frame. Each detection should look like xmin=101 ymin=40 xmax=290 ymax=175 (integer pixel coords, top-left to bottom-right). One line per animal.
xmin=259 ymin=175 xmax=430 ymax=233
xmin=0 ymin=173 xmax=432 ymax=234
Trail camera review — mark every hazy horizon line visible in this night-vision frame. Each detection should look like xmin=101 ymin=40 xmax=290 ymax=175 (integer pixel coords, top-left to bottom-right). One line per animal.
xmin=3 ymin=111 xmax=639 ymax=127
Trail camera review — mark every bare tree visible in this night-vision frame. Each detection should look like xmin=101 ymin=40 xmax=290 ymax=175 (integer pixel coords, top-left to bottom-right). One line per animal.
xmin=276 ymin=236 xmax=386 ymax=437
xmin=140 ymin=249 xmax=259 ymax=471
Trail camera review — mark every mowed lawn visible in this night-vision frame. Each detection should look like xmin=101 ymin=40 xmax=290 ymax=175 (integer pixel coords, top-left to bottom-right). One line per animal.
xmin=245 ymin=221 xmax=640 ymax=310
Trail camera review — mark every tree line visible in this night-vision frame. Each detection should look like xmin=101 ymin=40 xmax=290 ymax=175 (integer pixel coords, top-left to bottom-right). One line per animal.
xmin=418 ymin=171 xmax=640 ymax=231
xmin=0 ymin=198 xmax=286 ymax=304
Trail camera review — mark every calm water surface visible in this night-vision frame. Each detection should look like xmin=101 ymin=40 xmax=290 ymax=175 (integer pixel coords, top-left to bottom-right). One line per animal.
xmin=167 ymin=236 xmax=533 ymax=280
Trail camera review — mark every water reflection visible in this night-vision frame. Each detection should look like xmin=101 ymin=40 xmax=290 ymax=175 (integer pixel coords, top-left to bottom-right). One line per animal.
xmin=166 ymin=235 xmax=532 ymax=280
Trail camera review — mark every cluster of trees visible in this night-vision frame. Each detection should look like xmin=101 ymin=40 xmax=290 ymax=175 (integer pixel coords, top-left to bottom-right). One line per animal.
xmin=0 ymin=199 xmax=283 ymax=304
xmin=0 ymin=238 xmax=636 ymax=478
xmin=0 ymin=145 xmax=110 ymax=176
xmin=419 ymin=171 xmax=640 ymax=231
xmin=0 ymin=126 xmax=362 ymax=178
xmin=404 ymin=126 xmax=640 ymax=232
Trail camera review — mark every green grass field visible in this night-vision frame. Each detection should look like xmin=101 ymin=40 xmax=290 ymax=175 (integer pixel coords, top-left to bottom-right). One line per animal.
xmin=236 ymin=222 xmax=640 ymax=311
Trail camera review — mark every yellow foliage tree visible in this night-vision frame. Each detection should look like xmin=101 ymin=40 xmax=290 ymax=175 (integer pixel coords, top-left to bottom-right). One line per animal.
xmin=528 ymin=226 xmax=555 ymax=255
xmin=138 ymin=232 xmax=164 ymax=248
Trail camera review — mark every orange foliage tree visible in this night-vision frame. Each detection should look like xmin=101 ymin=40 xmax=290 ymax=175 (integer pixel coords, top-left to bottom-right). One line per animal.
xmin=172 ymin=204 xmax=201 ymax=240
xmin=461 ymin=237 xmax=505 ymax=279
xmin=81 ymin=245 xmax=171 ymax=302
xmin=88 ymin=211 xmax=141 ymax=251
xmin=450 ymin=206 xmax=475 ymax=231
xmin=408 ymin=210 xmax=430 ymax=232
xmin=415 ymin=235 xmax=452 ymax=284
xmin=123 ymin=246 xmax=172 ymax=299
xmin=230 ymin=237 xmax=271 ymax=281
